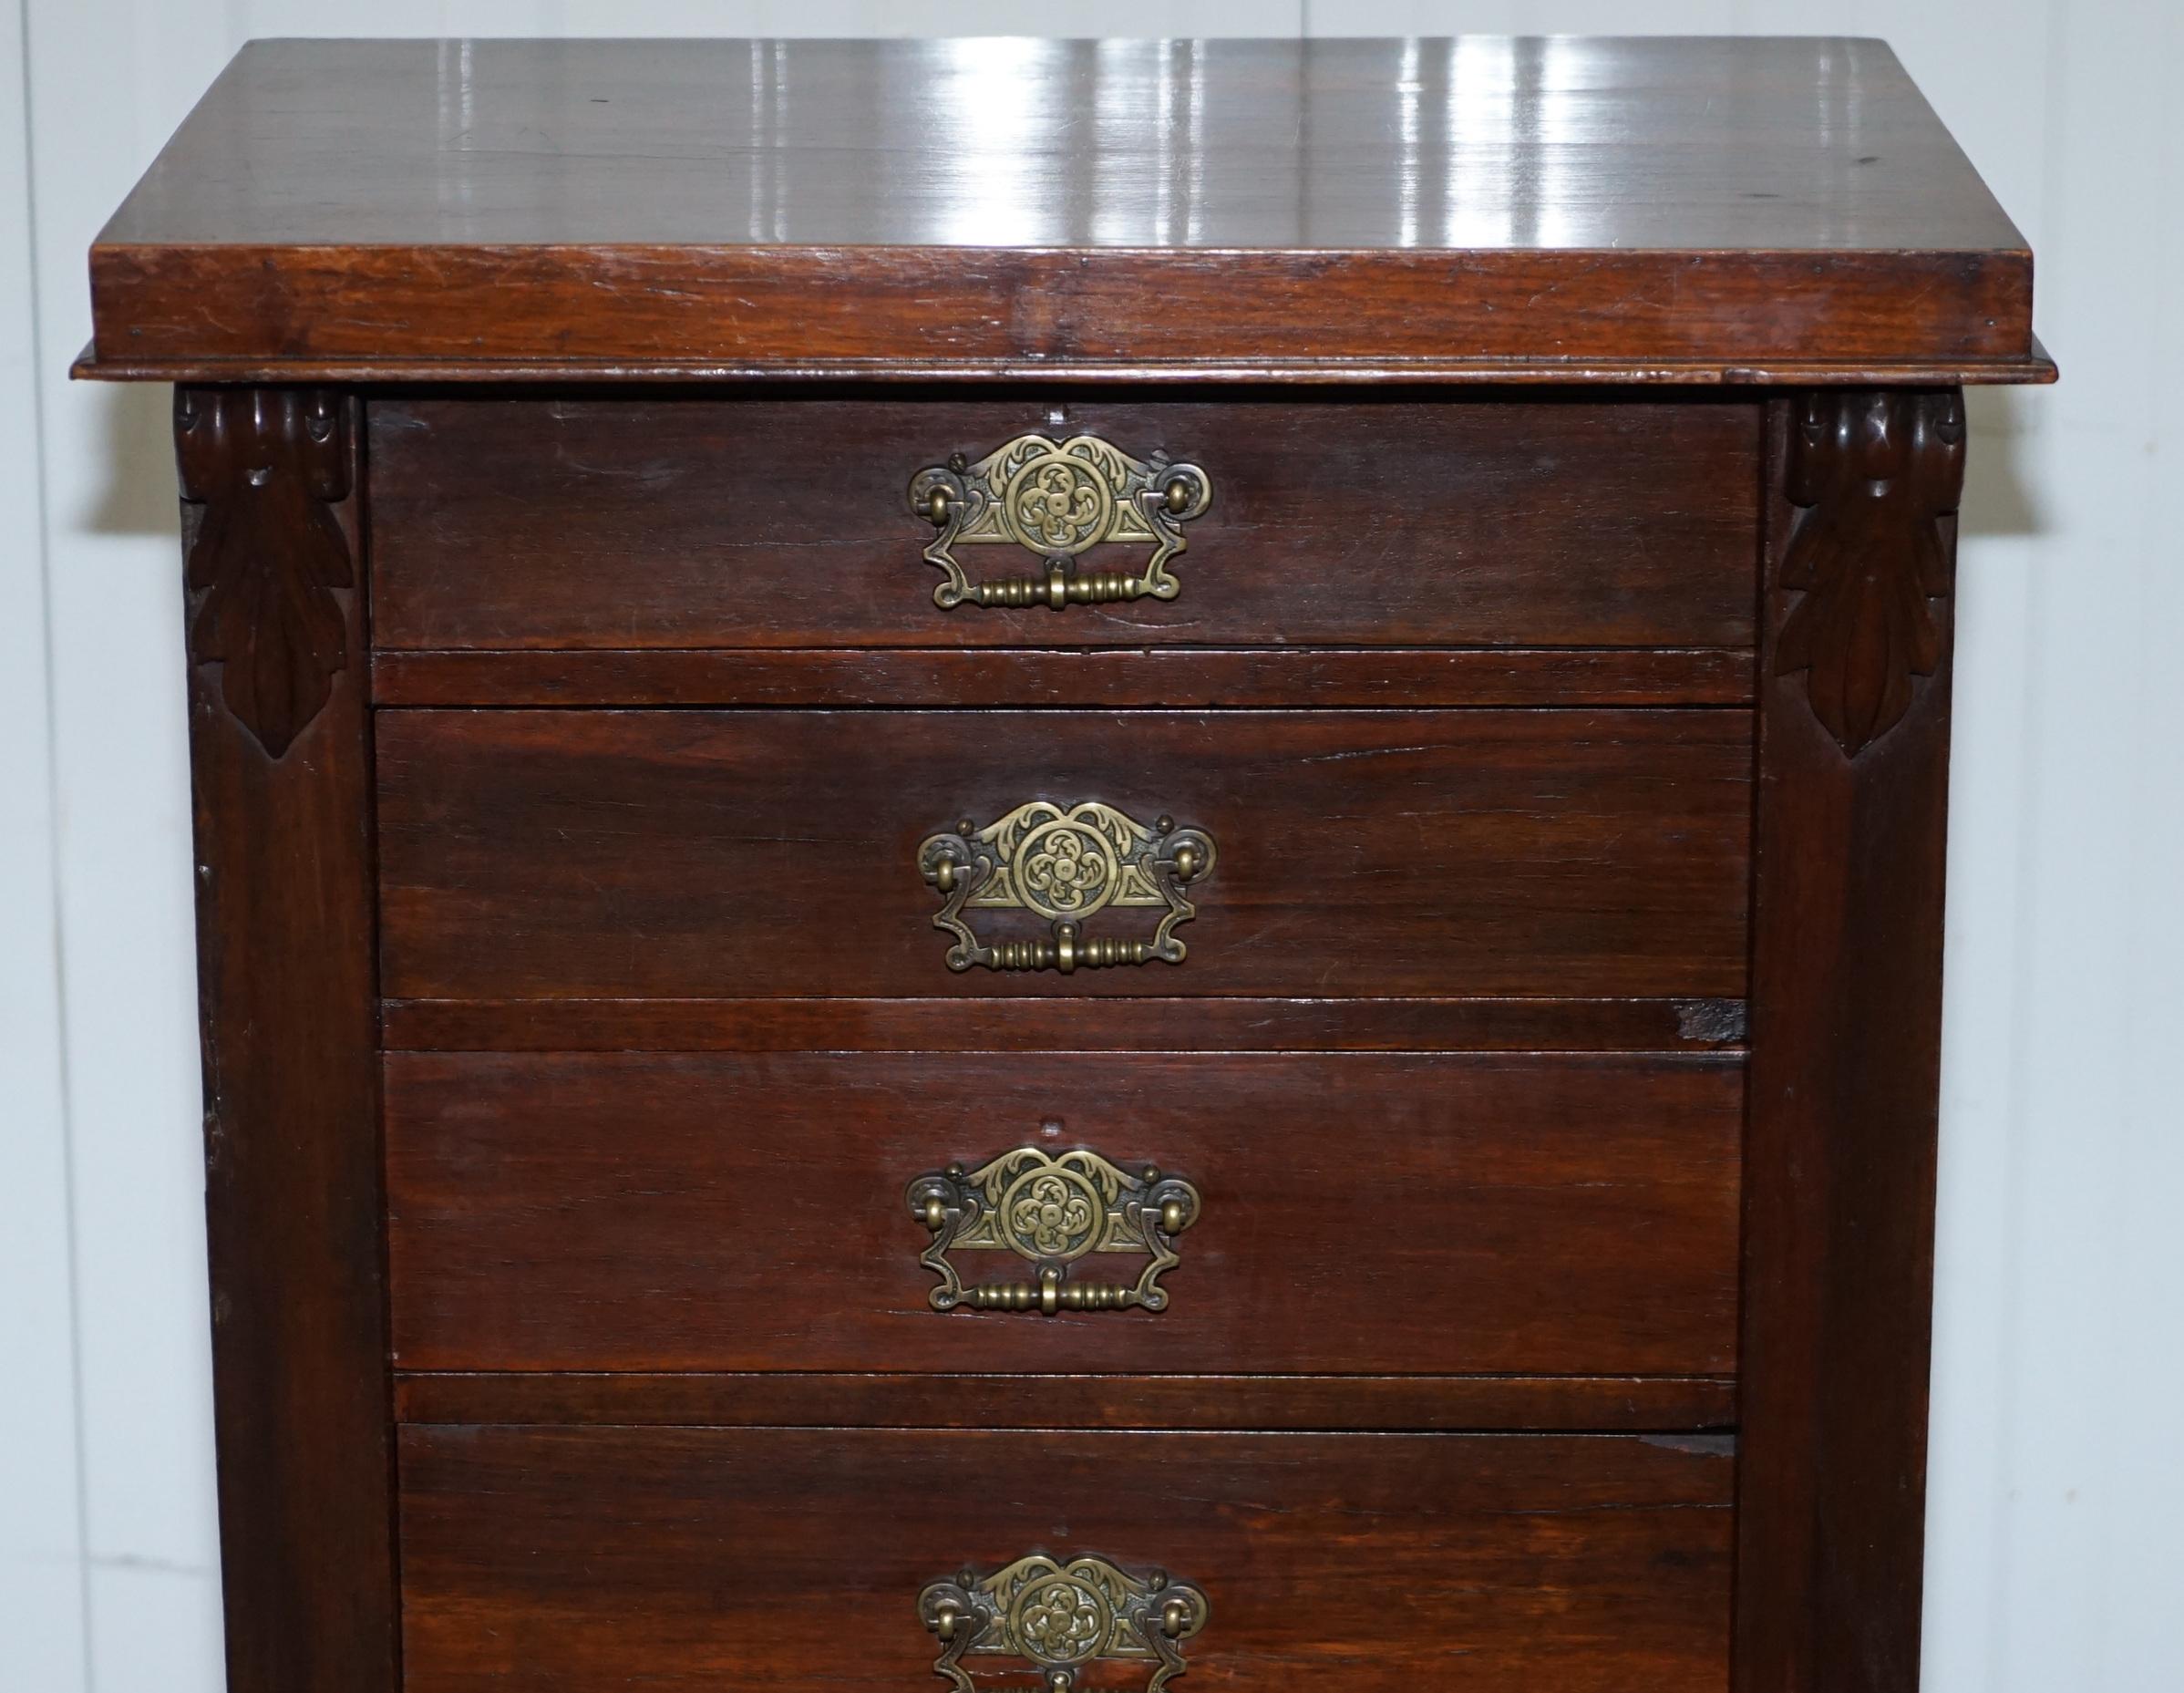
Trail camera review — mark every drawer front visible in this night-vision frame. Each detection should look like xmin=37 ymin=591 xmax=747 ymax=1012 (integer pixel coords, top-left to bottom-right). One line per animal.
xmin=366 ymin=396 xmax=1760 ymax=650
xmin=399 ymin=1426 xmax=1734 ymax=1692
xmin=386 ymin=1051 xmax=1741 ymax=1376
xmin=377 ymin=708 xmax=1750 ymax=999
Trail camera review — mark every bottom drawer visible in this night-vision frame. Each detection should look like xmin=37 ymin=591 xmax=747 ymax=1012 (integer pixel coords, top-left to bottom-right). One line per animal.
xmin=399 ymin=1426 xmax=1733 ymax=1690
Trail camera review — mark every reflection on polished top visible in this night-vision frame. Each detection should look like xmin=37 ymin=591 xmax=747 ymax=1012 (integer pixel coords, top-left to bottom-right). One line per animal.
xmin=108 ymin=36 xmax=2019 ymax=252
xmin=84 ymin=36 xmax=2045 ymax=381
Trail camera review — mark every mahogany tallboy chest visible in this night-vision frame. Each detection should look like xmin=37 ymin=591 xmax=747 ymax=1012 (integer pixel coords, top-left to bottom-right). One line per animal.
xmin=81 ymin=36 xmax=2052 ymax=1693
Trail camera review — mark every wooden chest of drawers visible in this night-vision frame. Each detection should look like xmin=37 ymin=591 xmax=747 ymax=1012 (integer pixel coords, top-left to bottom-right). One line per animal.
xmin=82 ymin=35 xmax=2051 ymax=1693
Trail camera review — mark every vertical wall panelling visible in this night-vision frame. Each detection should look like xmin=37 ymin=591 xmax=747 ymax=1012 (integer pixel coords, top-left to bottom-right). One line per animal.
xmin=1890 ymin=10 xmax=2055 ymax=1693
xmin=1961 ymin=6 xmax=2184 ymax=1689
xmin=26 ymin=0 xmax=231 ymax=1687
xmin=0 ymin=0 xmax=88 ymax=1684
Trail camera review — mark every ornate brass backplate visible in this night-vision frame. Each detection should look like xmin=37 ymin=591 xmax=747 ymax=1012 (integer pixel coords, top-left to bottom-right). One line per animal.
xmin=919 ymin=1554 xmax=1210 ymax=1693
xmin=908 ymin=432 xmax=1212 ymax=610
xmin=917 ymin=801 xmax=1216 ymax=975
xmin=905 ymin=1148 xmax=1200 ymax=1315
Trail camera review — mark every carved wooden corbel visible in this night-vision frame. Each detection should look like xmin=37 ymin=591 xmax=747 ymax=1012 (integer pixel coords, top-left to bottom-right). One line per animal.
xmin=1775 ymin=389 xmax=1965 ymax=756
xmin=176 ymin=387 xmax=354 ymax=757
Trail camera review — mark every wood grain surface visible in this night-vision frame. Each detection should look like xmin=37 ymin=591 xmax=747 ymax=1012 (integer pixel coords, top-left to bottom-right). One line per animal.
xmin=378 ymin=994 xmax=1748 ymax=1053
xmin=366 ymin=646 xmax=1746 ymax=703
xmin=366 ymin=394 xmax=1760 ymax=651
xmin=385 ymin=1050 xmax=1743 ymax=1377
xmin=370 ymin=646 xmax=1758 ymax=708
xmin=392 ymin=1372 xmax=1736 ymax=1433
xmin=1734 ymin=393 xmax=1962 ymax=1693
xmin=178 ymin=391 xmax=397 ymax=1691
xmin=87 ymin=37 xmax=2036 ymax=378
xmin=398 ymin=1425 xmax=1735 ymax=1691
xmin=376 ymin=708 xmax=1754 ymax=1000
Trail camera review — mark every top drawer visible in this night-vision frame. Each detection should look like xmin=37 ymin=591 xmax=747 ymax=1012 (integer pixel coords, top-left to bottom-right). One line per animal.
xmin=367 ymin=396 xmax=1759 ymax=651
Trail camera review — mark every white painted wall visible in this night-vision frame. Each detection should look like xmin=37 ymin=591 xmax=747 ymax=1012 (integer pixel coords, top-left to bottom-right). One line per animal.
xmin=5 ymin=5 xmax=2176 ymax=1690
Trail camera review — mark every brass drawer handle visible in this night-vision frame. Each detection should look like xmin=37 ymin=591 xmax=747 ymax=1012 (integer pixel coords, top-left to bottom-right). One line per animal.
xmin=905 ymin=1148 xmax=1200 ymax=1315
xmin=917 ymin=800 xmax=1215 ymax=975
xmin=920 ymin=1554 xmax=1210 ymax=1693
xmin=910 ymin=432 xmax=1211 ymax=609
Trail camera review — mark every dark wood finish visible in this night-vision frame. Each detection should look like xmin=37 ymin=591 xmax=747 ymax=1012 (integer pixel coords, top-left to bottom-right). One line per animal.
xmin=89 ymin=38 xmax=2033 ymax=380
xmin=386 ymin=1051 xmax=1743 ymax=1376
xmin=84 ymin=36 xmax=2052 ymax=1693
xmin=1774 ymin=392 xmax=1966 ymax=754
xmin=381 ymin=994 xmax=1747 ymax=1053
xmin=171 ymin=247 xmax=1994 ymax=377
xmin=372 ymin=645 xmax=1756 ymax=708
xmin=376 ymin=708 xmax=1753 ymax=1000
xmin=399 ymin=1425 xmax=1736 ymax=1691
xmin=372 ymin=646 xmax=1756 ymax=708
xmin=1735 ymin=393 xmax=1960 ymax=1693
xmin=367 ymin=395 xmax=1760 ymax=651
xmin=179 ymin=390 xmax=354 ymax=755
xmin=177 ymin=389 xmax=397 ymax=1692
xmin=394 ymin=1372 xmax=1736 ymax=1432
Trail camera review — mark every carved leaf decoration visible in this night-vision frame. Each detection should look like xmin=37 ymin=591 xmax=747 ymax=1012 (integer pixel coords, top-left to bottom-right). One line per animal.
xmin=1776 ymin=390 xmax=1965 ymax=757
xmin=177 ymin=388 xmax=353 ymax=758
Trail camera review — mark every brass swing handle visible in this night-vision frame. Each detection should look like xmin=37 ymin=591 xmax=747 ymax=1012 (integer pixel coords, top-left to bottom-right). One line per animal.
xmin=910 ymin=432 xmax=1211 ymax=610
xmin=927 ymin=1591 xmax=1199 ymax=1647
xmin=905 ymin=1149 xmax=1200 ymax=1316
xmin=917 ymin=801 xmax=1216 ymax=976
xmin=921 ymin=1554 xmax=1210 ymax=1693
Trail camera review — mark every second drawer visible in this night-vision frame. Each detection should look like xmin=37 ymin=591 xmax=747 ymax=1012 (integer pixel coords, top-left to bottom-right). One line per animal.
xmin=386 ymin=1050 xmax=1741 ymax=1376
xmin=377 ymin=707 xmax=1751 ymax=999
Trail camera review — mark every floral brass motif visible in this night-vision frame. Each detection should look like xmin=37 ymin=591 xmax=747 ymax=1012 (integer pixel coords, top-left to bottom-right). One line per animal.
xmin=909 ymin=432 xmax=1212 ymax=609
xmin=905 ymin=1148 xmax=1200 ymax=1315
xmin=917 ymin=801 xmax=1215 ymax=976
xmin=919 ymin=1554 xmax=1210 ymax=1693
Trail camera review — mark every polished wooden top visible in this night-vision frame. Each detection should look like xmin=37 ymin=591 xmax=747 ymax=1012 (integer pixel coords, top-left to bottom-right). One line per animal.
xmin=83 ymin=36 xmax=2047 ymax=383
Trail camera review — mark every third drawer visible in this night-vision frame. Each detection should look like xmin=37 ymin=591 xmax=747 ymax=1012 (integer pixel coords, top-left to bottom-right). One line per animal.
xmin=400 ymin=1424 xmax=1733 ymax=1692
xmin=386 ymin=1049 xmax=1741 ymax=1376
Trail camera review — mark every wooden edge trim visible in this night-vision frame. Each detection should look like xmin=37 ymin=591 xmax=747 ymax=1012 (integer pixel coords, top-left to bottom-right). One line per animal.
xmin=380 ymin=996 xmax=1751 ymax=1054
xmin=87 ymin=241 xmax=2034 ymax=368
xmin=73 ymin=346 xmax=2060 ymax=387
xmin=393 ymin=1372 xmax=1740 ymax=1433
xmin=368 ymin=647 xmax=1757 ymax=710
